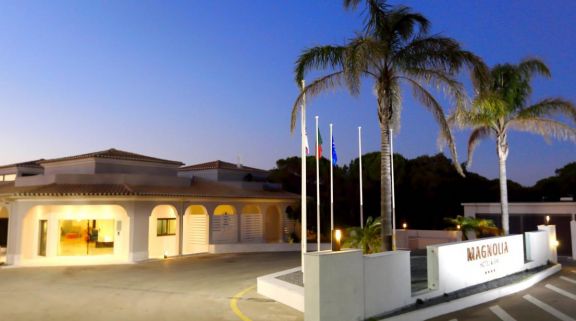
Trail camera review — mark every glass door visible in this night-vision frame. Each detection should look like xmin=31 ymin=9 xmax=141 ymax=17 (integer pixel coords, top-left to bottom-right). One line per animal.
xmin=38 ymin=220 xmax=47 ymax=256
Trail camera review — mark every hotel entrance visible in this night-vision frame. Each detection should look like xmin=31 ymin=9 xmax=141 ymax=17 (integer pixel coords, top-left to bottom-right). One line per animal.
xmin=59 ymin=219 xmax=115 ymax=256
xmin=18 ymin=205 xmax=130 ymax=265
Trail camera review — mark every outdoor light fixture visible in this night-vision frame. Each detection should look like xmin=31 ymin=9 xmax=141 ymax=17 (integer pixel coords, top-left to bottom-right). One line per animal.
xmin=545 ymin=215 xmax=550 ymax=225
xmin=332 ymin=229 xmax=342 ymax=251
xmin=456 ymin=224 xmax=461 ymax=230
xmin=402 ymin=222 xmax=407 ymax=230
xmin=553 ymin=240 xmax=560 ymax=248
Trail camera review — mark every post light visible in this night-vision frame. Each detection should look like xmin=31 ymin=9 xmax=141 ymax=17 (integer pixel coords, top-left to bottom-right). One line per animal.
xmin=331 ymin=229 xmax=342 ymax=251
xmin=545 ymin=215 xmax=550 ymax=225
xmin=402 ymin=222 xmax=407 ymax=230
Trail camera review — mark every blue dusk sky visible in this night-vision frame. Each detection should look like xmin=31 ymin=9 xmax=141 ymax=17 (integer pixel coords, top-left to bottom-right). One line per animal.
xmin=0 ymin=1 xmax=574 ymax=186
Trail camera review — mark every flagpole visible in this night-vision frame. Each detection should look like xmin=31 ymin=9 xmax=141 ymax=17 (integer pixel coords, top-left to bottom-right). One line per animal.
xmin=330 ymin=123 xmax=334 ymax=236
xmin=315 ymin=115 xmax=321 ymax=252
xmin=358 ymin=126 xmax=364 ymax=229
xmin=300 ymin=80 xmax=307 ymax=272
xmin=390 ymin=128 xmax=396 ymax=251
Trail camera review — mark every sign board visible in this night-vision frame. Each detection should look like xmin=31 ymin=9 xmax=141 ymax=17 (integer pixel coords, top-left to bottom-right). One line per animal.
xmin=427 ymin=234 xmax=525 ymax=294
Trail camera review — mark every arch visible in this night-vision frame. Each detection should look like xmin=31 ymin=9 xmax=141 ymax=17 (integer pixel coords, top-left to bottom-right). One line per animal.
xmin=0 ymin=207 xmax=8 ymax=249
xmin=182 ymin=205 xmax=209 ymax=255
xmin=241 ymin=205 xmax=263 ymax=242
xmin=264 ymin=206 xmax=281 ymax=243
xmin=20 ymin=205 xmax=130 ymax=263
xmin=214 ymin=205 xmax=236 ymax=215
xmin=148 ymin=205 xmax=179 ymax=259
xmin=212 ymin=205 xmax=238 ymax=243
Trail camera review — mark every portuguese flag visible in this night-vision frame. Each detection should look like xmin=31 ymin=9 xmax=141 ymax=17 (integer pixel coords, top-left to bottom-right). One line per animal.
xmin=316 ymin=128 xmax=323 ymax=158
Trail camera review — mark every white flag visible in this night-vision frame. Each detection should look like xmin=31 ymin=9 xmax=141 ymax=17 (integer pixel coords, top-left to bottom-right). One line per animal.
xmin=304 ymin=131 xmax=310 ymax=155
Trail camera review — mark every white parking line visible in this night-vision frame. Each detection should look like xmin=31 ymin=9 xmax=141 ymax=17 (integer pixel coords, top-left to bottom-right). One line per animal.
xmin=489 ymin=305 xmax=517 ymax=321
xmin=523 ymin=294 xmax=576 ymax=321
xmin=546 ymin=284 xmax=576 ymax=301
xmin=560 ymin=276 xmax=576 ymax=285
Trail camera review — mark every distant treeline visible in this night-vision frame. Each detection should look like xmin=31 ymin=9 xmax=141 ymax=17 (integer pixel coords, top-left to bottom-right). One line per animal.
xmin=268 ymin=153 xmax=575 ymax=231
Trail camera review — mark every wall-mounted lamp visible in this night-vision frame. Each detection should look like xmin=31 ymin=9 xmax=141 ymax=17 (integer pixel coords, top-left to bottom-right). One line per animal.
xmin=402 ymin=222 xmax=407 ymax=230
xmin=456 ymin=224 xmax=461 ymax=230
xmin=332 ymin=229 xmax=342 ymax=251
xmin=553 ymin=240 xmax=559 ymax=248
xmin=545 ymin=215 xmax=550 ymax=225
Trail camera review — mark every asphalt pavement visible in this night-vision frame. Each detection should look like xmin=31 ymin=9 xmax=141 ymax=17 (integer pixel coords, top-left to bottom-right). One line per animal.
xmin=0 ymin=252 xmax=303 ymax=321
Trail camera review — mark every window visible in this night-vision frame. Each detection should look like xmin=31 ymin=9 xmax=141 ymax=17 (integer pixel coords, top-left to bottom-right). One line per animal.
xmin=3 ymin=174 xmax=16 ymax=181
xmin=157 ymin=218 xmax=176 ymax=236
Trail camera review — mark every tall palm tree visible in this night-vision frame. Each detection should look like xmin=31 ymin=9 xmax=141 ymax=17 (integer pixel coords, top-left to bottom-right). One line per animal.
xmin=453 ymin=58 xmax=576 ymax=235
xmin=290 ymin=0 xmax=484 ymax=251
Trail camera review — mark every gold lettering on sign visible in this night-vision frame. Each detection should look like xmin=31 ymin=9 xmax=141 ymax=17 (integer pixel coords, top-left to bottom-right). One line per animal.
xmin=467 ymin=241 xmax=509 ymax=261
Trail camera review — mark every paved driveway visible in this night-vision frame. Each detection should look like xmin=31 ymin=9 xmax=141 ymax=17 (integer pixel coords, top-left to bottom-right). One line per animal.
xmin=0 ymin=252 xmax=303 ymax=321
xmin=429 ymin=260 xmax=576 ymax=321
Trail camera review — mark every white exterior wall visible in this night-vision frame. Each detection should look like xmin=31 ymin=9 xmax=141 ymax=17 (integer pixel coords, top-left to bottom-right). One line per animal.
xmin=304 ymin=250 xmax=364 ymax=321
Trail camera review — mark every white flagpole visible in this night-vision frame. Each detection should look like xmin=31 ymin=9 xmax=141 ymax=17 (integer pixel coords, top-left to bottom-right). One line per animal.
xmin=359 ymin=126 xmax=364 ymax=229
xmin=315 ymin=116 xmax=321 ymax=252
xmin=330 ymin=123 xmax=334 ymax=236
xmin=300 ymin=80 xmax=307 ymax=271
xmin=390 ymin=128 xmax=396 ymax=251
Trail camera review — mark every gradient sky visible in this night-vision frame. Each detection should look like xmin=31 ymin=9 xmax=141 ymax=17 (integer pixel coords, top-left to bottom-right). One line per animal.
xmin=0 ymin=1 xmax=574 ymax=186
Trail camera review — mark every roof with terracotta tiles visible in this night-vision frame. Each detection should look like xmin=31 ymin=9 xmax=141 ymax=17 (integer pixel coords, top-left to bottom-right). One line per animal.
xmin=179 ymin=160 xmax=268 ymax=173
xmin=0 ymin=159 xmax=44 ymax=170
xmin=0 ymin=179 xmax=297 ymax=199
xmin=39 ymin=148 xmax=183 ymax=166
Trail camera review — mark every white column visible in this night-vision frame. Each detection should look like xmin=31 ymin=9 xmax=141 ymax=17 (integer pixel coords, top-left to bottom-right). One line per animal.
xmin=571 ymin=215 xmax=576 ymax=260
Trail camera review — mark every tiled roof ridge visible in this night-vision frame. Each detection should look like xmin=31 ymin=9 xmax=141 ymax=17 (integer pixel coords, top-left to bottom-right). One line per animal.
xmin=39 ymin=148 xmax=184 ymax=166
xmin=0 ymin=159 xmax=45 ymax=170
xmin=180 ymin=160 xmax=268 ymax=172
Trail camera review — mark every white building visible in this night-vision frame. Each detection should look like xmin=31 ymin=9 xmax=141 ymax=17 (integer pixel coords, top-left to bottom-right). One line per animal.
xmin=463 ymin=202 xmax=576 ymax=258
xmin=0 ymin=149 xmax=298 ymax=266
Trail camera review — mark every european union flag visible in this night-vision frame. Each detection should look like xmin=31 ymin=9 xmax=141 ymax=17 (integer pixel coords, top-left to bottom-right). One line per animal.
xmin=331 ymin=134 xmax=338 ymax=166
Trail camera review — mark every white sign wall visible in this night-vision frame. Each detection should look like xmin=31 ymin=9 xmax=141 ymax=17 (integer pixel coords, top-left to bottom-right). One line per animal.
xmin=427 ymin=234 xmax=525 ymax=294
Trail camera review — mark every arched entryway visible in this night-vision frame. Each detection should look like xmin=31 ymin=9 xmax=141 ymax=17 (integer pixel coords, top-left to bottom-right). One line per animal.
xmin=183 ymin=205 xmax=209 ymax=254
xmin=241 ymin=205 xmax=262 ymax=242
xmin=0 ymin=207 xmax=8 ymax=248
xmin=264 ymin=206 xmax=281 ymax=243
xmin=149 ymin=205 xmax=179 ymax=259
xmin=212 ymin=205 xmax=237 ymax=243
xmin=19 ymin=205 xmax=130 ymax=264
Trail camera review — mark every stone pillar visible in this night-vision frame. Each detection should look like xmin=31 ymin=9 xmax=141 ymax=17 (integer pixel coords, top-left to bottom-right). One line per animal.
xmin=304 ymin=250 xmax=364 ymax=321
xmin=538 ymin=224 xmax=558 ymax=264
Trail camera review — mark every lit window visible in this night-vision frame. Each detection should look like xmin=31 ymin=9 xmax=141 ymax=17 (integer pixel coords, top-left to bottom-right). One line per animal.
xmin=0 ymin=176 xmax=4 ymax=182
xmin=3 ymin=174 xmax=16 ymax=181
xmin=157 ymin=218 xmax=176 ymax=236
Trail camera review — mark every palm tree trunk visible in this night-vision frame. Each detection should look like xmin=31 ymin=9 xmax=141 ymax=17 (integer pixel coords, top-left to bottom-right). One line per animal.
xmin=380 ymin=124 xmax=393 ymax=251
xmin=497 ymin=135 xmax=510 ymax=235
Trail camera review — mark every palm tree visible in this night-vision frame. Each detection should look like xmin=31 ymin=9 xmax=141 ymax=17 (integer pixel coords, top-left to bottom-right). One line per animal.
xmin=290 ymin=0 xmax=484 ymax=251
xmin=343 ymin=216 xmax=382 ymax=254
xmin=453 ymin=58 xmax=576 ymax=235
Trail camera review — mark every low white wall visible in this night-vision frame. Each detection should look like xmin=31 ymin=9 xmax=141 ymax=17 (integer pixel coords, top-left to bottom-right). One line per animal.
xmin=364 ymin=251 xmax=411 ymax=318
xmin=524 ymin=230 xmax=549 ymax=269
xmin=396 ymin=229 xmax=461 ymax=250
xmin=572 ymin=220 xmax=576 ymax=259
xmin=304 ymin=250 xmax=364 ymax=321
xmin=257 ymin=267 xmax=304 ymax=312
xmin=209 ymin=242 xmax=331 ymax=254
xmin=538 ymin=225 xmax=558 ymax=263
